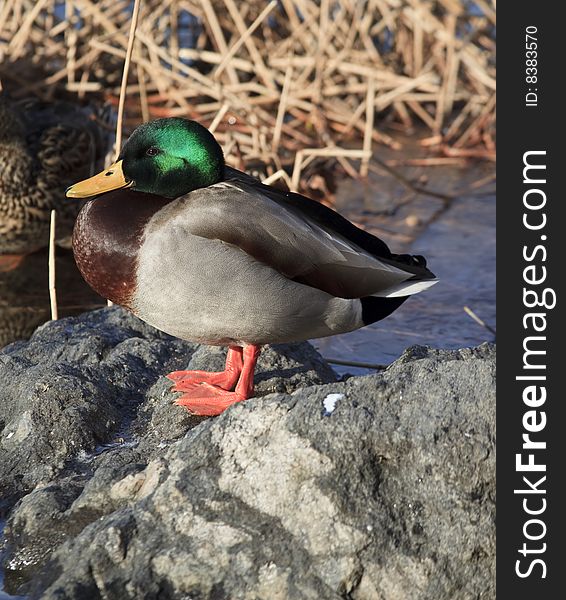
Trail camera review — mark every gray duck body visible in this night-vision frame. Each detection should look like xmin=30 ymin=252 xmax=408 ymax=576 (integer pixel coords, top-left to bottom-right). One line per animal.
xmin=73 ymin=168 xmax=437 ymax=347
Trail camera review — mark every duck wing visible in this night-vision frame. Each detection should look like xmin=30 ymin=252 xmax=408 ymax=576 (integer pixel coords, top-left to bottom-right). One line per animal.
xmin=180 ymin=167 xmax=437 ymax=299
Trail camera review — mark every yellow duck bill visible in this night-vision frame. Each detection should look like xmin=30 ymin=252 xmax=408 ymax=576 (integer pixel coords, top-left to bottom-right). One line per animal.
xmin=66 ymin=160 xmax=133 ymax=198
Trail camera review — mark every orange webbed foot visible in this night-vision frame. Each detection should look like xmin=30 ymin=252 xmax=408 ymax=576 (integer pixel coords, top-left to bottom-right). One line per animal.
xmin=166 ymin=346 xmax=244 ymax=391
xmin=170 ymin=345 xmax=260 ymax=417
xmin=175 ymin=383 xmax=247 ymax=416
xmin=166 ymin=369 xmax=240 ymax=391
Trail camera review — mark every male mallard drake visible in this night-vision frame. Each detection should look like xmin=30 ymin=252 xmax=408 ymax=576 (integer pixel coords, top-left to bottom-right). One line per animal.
xmin=0 ymin=96 xmax=112 ymax=269
xmin=67 ymin=118 xmax=437 ymax=416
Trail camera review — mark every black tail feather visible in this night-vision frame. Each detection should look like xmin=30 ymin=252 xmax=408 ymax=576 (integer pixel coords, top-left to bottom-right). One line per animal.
xmin=360 ymin=296 xmax=409 ymax=325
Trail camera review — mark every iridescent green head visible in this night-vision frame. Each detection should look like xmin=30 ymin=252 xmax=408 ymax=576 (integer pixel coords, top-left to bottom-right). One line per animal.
xmin=118 ymin=118 xmax=224 ymax=198
xmin=66 ymin=118 xmax=224 ymax=200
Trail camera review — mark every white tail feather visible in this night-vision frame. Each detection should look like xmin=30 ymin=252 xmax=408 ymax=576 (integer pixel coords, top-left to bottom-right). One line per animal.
xmin=372 ymin=278 xmax=439 ymax=298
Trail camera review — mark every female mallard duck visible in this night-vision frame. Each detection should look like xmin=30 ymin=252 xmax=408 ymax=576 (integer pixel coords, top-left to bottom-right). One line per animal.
xmin=67 ymin=118 xmax=437 ymax=416
xmin=0 ymin=96 xmax=112 ymax=270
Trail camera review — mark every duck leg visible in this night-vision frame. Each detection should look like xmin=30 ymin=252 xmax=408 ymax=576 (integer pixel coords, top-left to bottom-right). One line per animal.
xmin=167 ymin=346 xmax=244 ymax=391
xmin=174 ymin=345 xmax=260 ymax=416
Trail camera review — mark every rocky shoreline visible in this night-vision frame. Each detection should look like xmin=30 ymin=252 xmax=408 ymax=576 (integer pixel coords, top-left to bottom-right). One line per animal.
xmin=0 ymin=308 xmax=495 ymax=599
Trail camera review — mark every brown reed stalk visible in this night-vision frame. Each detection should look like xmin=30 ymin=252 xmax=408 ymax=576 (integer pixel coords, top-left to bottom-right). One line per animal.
xmin=115 ymin=0 xmax=142 ymax=157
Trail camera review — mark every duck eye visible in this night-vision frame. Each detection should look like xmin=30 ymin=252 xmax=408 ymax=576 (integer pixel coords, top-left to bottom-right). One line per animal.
xmin=146 ymin=147 xmax=159 ymax=156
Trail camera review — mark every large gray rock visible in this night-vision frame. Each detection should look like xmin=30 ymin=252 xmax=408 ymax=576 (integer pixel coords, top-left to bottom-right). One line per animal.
xmin=0 ymin=308 xmax=196 ymax=509
xmin=0 ymin=308 xmax=335 ymax=508
xmin=0 ymin=309 xmax=494 ymax=599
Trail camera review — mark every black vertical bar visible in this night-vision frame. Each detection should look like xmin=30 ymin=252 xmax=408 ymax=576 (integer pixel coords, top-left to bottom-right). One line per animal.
xmin=498 ymin=3 xmax=564 ymax=597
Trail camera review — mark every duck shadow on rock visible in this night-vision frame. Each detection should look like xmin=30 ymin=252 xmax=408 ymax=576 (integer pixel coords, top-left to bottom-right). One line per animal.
xmin=183 ymin=342 xmax=337 ymax=394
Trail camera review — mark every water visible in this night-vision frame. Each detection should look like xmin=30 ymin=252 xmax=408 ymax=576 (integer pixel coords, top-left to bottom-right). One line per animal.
xmin=0 ymin=248 xmax=104 ymax=348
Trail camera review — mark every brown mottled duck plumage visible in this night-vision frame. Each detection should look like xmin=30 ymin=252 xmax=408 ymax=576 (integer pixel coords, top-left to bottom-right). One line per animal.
xmin=0 ymin=96 xmax=113 ymax=256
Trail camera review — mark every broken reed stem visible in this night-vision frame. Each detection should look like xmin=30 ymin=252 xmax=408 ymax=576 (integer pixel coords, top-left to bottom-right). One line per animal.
xmin=291 ymin=147 xmax=371 ymax=191
xmin=324 ymin=357 xmax=388 ymax=370
xmin=214 ymin=0 xmax=278 ymax=79
xmin=272 ymin=64 xmax=293 ymax=153
xmin=115 ymin=0 xmax=142 ymax=157
xmin=208 ymin=102 xmax=229 ymax=133
xmin=464 ymin=306 xmax=496 ymax=337
xmin=48 ymin=210 xmax=58 ymax=321
xmin=262 ymin=168 xmax=293 ymax=188
xmin=361 ymin=76 xmax=375 ymax=177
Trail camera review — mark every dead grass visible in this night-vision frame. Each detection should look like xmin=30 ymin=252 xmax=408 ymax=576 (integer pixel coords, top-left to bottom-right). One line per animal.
xmin=0 ymin=0 xmax=496 ymax=193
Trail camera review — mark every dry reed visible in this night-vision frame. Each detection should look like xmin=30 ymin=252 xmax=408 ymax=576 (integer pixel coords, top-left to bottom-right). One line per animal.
xmin=0 ymin=0 xmax=496 ymax=194
xmin=464 ymin=305 xmax=496 ymax=337
xmin=48 ymin=210 xmax=58 ymax=320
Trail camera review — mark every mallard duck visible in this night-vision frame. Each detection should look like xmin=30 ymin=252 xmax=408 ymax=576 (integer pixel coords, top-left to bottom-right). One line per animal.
xmin=0 ymin=95 xmax=112 ymax=269
xmin=67 ymin=118 xmax=437 ymax=416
